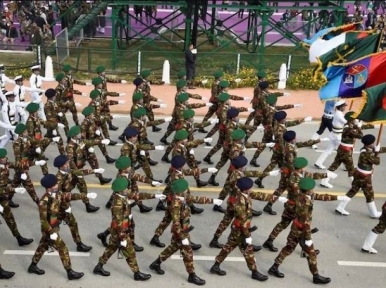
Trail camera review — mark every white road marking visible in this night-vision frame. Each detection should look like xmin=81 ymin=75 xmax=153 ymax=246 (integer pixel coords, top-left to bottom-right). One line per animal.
xmin=171 ymin=255 xmax=245 ymax=262
xmin=337 ymin=261 xmax=386 ymax=268
xmin=315 ymin=150 xmax=360 ymax=154
xmin=3 ymin=250 xmax=90 ymax=257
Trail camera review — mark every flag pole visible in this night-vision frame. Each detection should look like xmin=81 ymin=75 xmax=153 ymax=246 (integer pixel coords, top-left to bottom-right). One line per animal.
xmin=349 ymin=100 xmax=354 ymax=110
xmin=376 ymin=124 xmax=383 ymax=145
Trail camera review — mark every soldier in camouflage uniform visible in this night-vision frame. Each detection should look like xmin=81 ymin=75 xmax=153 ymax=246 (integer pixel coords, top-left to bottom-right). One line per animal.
xmin=88 ymin=88 xmax=118 ymax=146
xmin=62 ymin=64 xmax=90 ymax=97
xmin=209 ymin=156 xmax=279 ymax=250
xmin=262 ymin=157 xmax=335 ymax=253
xmin=263 ymin=130 xmax=323 ymax=215
xmin=66 ymin=125 xmax=112 ymax=185
xmin=11 ymin=123 xmax=50 ymax=205
xmin=210 ymin=177 xmax=269 ymax=282
xmin=150 ymin=155 xmax=215 ymax=248
xmin=335 ymin=134 xmax=386 ymax=218
xmin=97 ymin=156 xmax=164 ymax=251
xmin=43 ymin=89 xmax=67 ymax=153
xmin=27 ymin=174 xmax=84 ymax=280
xmin=268 ymin=177 xmax=339 ymax=285
xmin=0 ymin=148 xmax=34 ymax=246
xmin=92 ymin=177 xmax=151 ymax=281
xmin=149 ymin=178 xmax=222 ymax=285
xmin=255 ymin=110 xmax=312 ymax=188
xmin=95 ymin=65 xmax=127 ymax=131
xmin=362 ymin=200 xmax=386 ymax=254
xmin=321 ymin=111 xmax=374 ymax=189
xmin=80 ymin=106 xmax=116 ymax=164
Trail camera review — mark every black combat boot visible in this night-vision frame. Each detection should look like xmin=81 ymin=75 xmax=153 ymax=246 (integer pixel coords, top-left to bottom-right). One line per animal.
xmin=268 ymin=263 xmax=284 ymax=278
xmin=76 ymin=242 xmax=92 ymax=252
xmin=108 ymin=139 xmax=117 ymax=146
xmin=188 ymin=273 xmax=206 ymax=285
xmin=164 ymin=174 xmax=170 ymax=183
xmin=118 ymin=134 xmax=125 ymax=142
xmin=28 ymin=263 xmax=45 ymax=275
xmin=213 ymin=205 xmax=225 ymax=213
xmin=161 ymin=153 xmax=171 ymax=163
xmin=134 ymin=271 xmax=151 ymax=281
xmin=208 ymin=174 xmax=219 ymax=186
xmin=203 ymin=156 xmax=213 ymax=164
xmin=190 ymin=204 xmax=204 ymax=214
xmin=263 ymin=237 xmax=278 ymax=252
xmin=252 ymin=209 xmax=262 ymax=217
xmin=109 ymin=123 xmax=119 ymax=131
xmin=99 ymin=176 xmax=112 ymax=185
xmin=133 ymin=242 xmax=144 ymax=252
xmin=160 ymin=135 xmax=169 ymax=145
xmin=148 ymin=159 xmax=158 ymax=166
xmin=313 ymin=274 xmax=331 ymax=284
xmin=152 ymin=126 xmax=161 ymax=132
xmin=93 ymin=263 xmax=110 ymax=276
xmin=263 ymin=202 xmax=277 ymax=215
xmin=190 ymin=242 xmax=202 ymax=251
xmin=253 ymin=244 xmax=263 ymax=252
xmin=210 ymin=262 xmax=226 ymax=276
xmin=0 ymin=267 xmax=15 ymax=279
xmin=105 ymin=195 xmax=113 ymax=209
xmin=198 ymin=128 xmax=207 ymax=133
xmin=85 ymin=203 xmax=100 ymax=213
xmin=209 ymin=236 xmax=224 ymax=248
xmin=143 ymin=138 xmax=154 ymax=145
xmin=196 ymin=179 xmax=208 ymax=188
xmin=16 ymin=235 xmax=33 ymax=246
xmin=149 ymin=257 xmax=165 ymax=275
xmin=150 ymin=235 xmax=165 ymax=248
xmin=254 ymin=178 xmax=264 ymax=188
xmin=67 ymin=269 xmax=84 ymax=280
xmin=9 ymin=200 xmax=19 ymax=208
xmin=156 ymin=200 xmax=166 ymax=211
xmin=249 ymin=157 xmax=260 ymax=167
xmin=138 ymin=203 xmax=153 ymax=213
xmin=252 ymin=270 xmax=269 ymax=281
xmin=105 ymin=155 xmax=116 ymax=164
xmin=97 ymin=230 xmax=110 ymax=247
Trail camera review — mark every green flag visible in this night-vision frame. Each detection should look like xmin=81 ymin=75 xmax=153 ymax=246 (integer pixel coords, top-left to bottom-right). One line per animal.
xmin=354 ymin=83 xmax=386 ymax=123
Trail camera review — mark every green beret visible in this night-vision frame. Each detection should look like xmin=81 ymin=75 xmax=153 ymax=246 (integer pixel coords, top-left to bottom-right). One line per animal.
xmin=219 ymin=80 xmax=229 ymax=88
xmin=266 ymin=95 xmax=278 ymax=105
xmin=183 ymin=109 xmax=195 ymax=120
xmin=214 ymin=71 xmax=224 ymax=78
xmin=299 ymin=177 xmax=316 ymax=191
xmin=133 ymin=107 xmax=147 ymax=118
xmin=132 ymin=92 xmax=143 ymax=101
xmin=0 ymin=148 xmax=7 ymax=158
xmin=177 ymin=70 xmax=186 ymax=78
xmin=218 ymin=92 xmax=230 ymax=102
xmin=82 ymin=106 xmax=95 ymax=116
xmin=171 ymin=179 xmax=189 ymax=194
xmin=55 ymin=73 xmax=65 ymax=82
xmin=96 ymin=66 xmax=105 ymax=73
xmin=231 ymin=129 xmax=246 ymax=140
xmin=90 ymin=89 xmax=101 ymax=99
xmin=62 ymin=64 xmax=72 ymax=73
xmin=177 ymin=92 xmax=189 ymax=102
xmin=112 ymin=177 xmax=128 ymax=192
xmin=92 ymin=77 xmax=103 ymax=86
xmin=26 ymin=102 xmax=40 ymax=113
xmin=115 ymin=156 xmax=132 ymax=170
xmin=68 ymin=125 xmax=81 ymax=138
xmin=15 ymin=123 xmax=27 ymax=135
xmin=257 ymin=70 xmax=267 ymax=78
xmin=293 ymin=157 xmax=308 ymax=169
xmin=174 ymin=129 xmax=189 ymax=141
xmin=344 ymin=111 xmax=355 ymax=121
xmin=176 ymin=79 xmax=187 ymax=89
xmin=140 ymin=70 xmax=151 ymax=78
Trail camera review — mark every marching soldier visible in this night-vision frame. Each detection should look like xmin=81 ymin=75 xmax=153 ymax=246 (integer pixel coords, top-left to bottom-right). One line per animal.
xmin=27 ymin=174 xmax=84 ymax=280
xmin=361 ymin=200 xmax=386 ymax=254
xmin=210 ymin=177 xmax=269 ymax=282
xmin=267 ymin=177 xmax=334 ymax=285
xmin=13 ymin=75 xmax=44 ymax=104
xmin=80 ymin=106 xmax=116 ymax=164
xmin=244 ymin=71 xmax=268 ymax=127
xmin=0 ymin=64 xmax=16 ymax=104
xmin=66 ymin=125 xmax=112 ymax=185
xmin=62 ymin=64 xmax=91 ymax=95
xmin=0 ymin=148 xmax=34 ymax=246
xmin=92 ymin=177 xmax=151 ymax=281
xmin=149 ymin=178 xmax=223 ymax=286
xmin=29 ymin=65 xmax=51 ymax=121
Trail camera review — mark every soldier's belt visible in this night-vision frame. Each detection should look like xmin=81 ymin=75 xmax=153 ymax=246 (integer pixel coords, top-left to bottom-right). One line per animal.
xmin=356 ymin=167 xmax=372 ymax=176
xmin=293 ymin=218 xmax=304 ymax=229
xmin=287 ymin=199 xmax=296 ymax=205
xmin=34 ymin=133 xmax=42 ymax=140
xmin=232 ymin=219 xmax=250 ymax=229
xmin=228 ymin=196 xmax=237 ymax=204
xmin=339 ymin=144 xmax=353 ymax=152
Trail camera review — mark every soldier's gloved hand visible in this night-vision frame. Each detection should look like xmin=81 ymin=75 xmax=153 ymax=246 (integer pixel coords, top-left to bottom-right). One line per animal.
xmin=121 ymin=80 xmax=127 ymax=84
xmin=65 ymin=207 xmax=72 ymax=213
xmin=35 ymin=147 xmax=42 ymax=154
xmin=101 ymin=139 xmax=110 ymax=145
xmin=35 ymin=160 xmax=46 ymax=166
xmin=269 ymin=170 xmax=280 ymax=177
xmin=245 ymin=237 xmax=252 ymax=245
xmin=129 ymin=214 xmax=133 ymax=220
xmin=164 ymin=116 xmax=173 ymax=122
xmin=75 ymin=103 xmax=82 ymax=107
xmin=305 ymin=239 xmax=313 ymax=247
xmin=120 ymin=239 xmax=127 ymax=247
xmin=201 ymin=96 xmax=208 ymax=101
xmin=155 ymin=194 xmax=166 ymax=200
xmin=204 ymin=137 xmax=213 ymax=143
xmin=94 ymin=168 xmax=105 ymax=174
xmin=20 ymin=173 xmax=28 ymax=180
xmin=206 ymin=103 xmax=213 ymax=107
xmin=265 ymin=142 xmax=275 ymax=148
xmin=52 ymin=130 xmax=57 ymax=136
xmin=278 ymin=197 xmax=288 ymax=203
xmin=355 ymin=120 xmax=363 ymax=128
xmin=95 ymin=130 xmax=101 ymax=136
xmin=152 ymin=181 xmax=163 ymax=187
xmin=50 ymin=233 xmax=58 ymax=241
xmin=140 ymin=150 xmax=146 ymax=156
xmin=210 ymin=119 xmax=219 ymax=125
xmin=189 ymin=149 xmax=194 ymax=155
xmin=0 ymin=204 xmax=3 ymax=213
xmin=213 ymin=199 xmax=223 ymax=206
xmin=81 ymin=92 xmax=87 ymax=97
xmin=181 ymin=238 xmax=190 ymax=246
xmin=294 ymin=103 xmax=302 ymax=108
xmin=327 ymin=171 xmax=338 ymax=179
xmin=337 ymin=195 xmax=351 ymax=202
xmin=304 ymin=116 xmax=313 ymax=122
xmin=257 ymin=125 xmax=265 ymax=132
xmin=86 ymin=82 xmax=92 ymax=86
xmin=87 ymin=193 xmax=97 ymax=199
xmin=243 ymin=97 xmax=251 ymax=101
xmin=155 ymin=145 xmax=164 ymax=150
xmin=375 ymin=143 xmax=381 ymax=152
xmin=248 ymin=108 xmax=255 ymax=113
xmin=14 ymin=187 xmax=26 ymax=194
xmin=118 ymin=100 xmax=125 ymax=104
xmin=128 ymin=199 xmax=135 ymax=205
xmin=52 ymin=136 xmax=61 ymax=142
xmin=208 ymin=167 xmax=218 ymax=173
xmin=159 ymin=103 xmax=167 ymax=108
xmin=320 ymin=137 xmax=329 ymax=142
xmin=88 ymin=147 xmax=95 ymax=153
xmin=284 ymin=92 xmax=291 ymax=97
xmin=119 ymin=93 xmax=126 ymax=97
xmin=58 ymin=112 xmax=64 ymax=117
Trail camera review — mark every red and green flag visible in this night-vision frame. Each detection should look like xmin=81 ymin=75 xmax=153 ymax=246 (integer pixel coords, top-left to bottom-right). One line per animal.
xmin=354 ymin=83 xmax=386 ymax=123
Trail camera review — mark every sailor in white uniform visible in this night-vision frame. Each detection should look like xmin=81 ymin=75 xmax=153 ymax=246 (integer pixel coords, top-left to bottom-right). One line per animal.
xmin=29 ymin=65 xmax=52 ymax=121
xmin=0 ymin=63 xmax=16 ymax=105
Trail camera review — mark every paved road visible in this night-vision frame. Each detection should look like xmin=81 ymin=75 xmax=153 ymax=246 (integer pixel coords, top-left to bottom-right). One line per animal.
xmin=1 ymin=116 xmax=385 ymax=288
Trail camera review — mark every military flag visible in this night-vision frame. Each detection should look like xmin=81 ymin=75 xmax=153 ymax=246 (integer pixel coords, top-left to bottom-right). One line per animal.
xmin=354 ymin=83 xmax=386 ymax=123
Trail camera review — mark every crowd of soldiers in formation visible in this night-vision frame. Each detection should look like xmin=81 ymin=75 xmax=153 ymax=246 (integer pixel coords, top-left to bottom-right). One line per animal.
xmin=0 ymin=63 xmax=385 ymax=285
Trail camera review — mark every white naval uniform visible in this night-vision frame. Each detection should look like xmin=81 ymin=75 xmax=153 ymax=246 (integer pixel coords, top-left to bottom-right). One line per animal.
xmin=0 ymin=101 xmax=26 ymax=148
xmin=30 ymin=73 xmax=48 ymax=120
xmin=0 ymin=73 xmax=16 ymax=104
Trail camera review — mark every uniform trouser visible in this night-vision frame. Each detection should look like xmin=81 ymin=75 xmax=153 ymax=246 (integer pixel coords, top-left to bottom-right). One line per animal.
xmin=215 ymin=228 xmax=257 ymax=271
xmin=164 ymin=140 xmax=176 ymax=156
xmin=97 ymin=117 xmax=111 ymax=139
xmin=205 ymin=134 xmax=224 ymax=158
xmin=373 ymin=204 xmax=386 ymax=234
xmin=245 ymin=113 xmax=263 ymax=128
xmin=206 ymin=123 xmax=220 ymax=138
xmin=146 ymin=107 xmax=155 ymax=122
xmin=0 ymin=198 xmax=21 ymax=237
xmin=315 ymin=116 xmax=333 ymax=135
xmin=32 ymin=232 xmax=72 ymax=270
xmin=260 ymin=152 xmax=283 ymax=180
xmin=187 ymin=156 xmax=200 ymax=181
xmin=138 ymin=153 xmax=154 ymax=179
xmin=11 ymin=172 xmax=39 ymax=204
xmin=30 ymin=92 xmax=46 ymax=121
xmin=268 ymin=173 xmax=289 ymax=204
xmin=202 ymin=104 xmax=218 ymax=123
xmin=252 ymin=132 xmax=272 ymax=159
xmin=46 ymin=135 xmax=65 ymax=155
xmin=214 ymin=149 xmax=230 ymax=174
xmin=327 ymin=149 xmax=355 ymax=177
xmin=269 ymin=203 xmax=296 ymax=240
xmin=214 ymin=203 xmax=234 ymax=238
xmin=274 ymin=224 xmax=318 ymax=275
xmin=60 ymin=100 xmax=78 ymax=125
xmin=160 ymin=233 xmax=195 ymax=274
xmin=154 ymin=208 xmax=172 ymax=237
xmin=315 ymin=132 xmax=341 ymax=166
xmin=99 ymin=231 xmax=139 ymax=273
xmin=61 ymin=212 xmax=81 ymax=243
xmin=0 ymin=130 xmax=17 ymax=148
xmin=164 ymin=121 xmax=176 ymax=138
xmin=346 ymin=172 xmax=375 ymax=203
xmin=97 ymin=142 xmax=108 ymax=157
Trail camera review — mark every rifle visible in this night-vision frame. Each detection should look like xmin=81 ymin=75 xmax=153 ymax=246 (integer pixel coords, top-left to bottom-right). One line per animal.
xmin=300 ymin=227 xmax=319 ymax=258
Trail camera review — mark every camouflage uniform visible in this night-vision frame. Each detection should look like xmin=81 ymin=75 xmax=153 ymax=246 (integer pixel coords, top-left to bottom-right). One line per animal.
xmin=55 ymin=80 xmax=79 ymax=126
xmin=99 ymin=88 xmax=120 ymax=130
xmin=200 ymin=78 xmax=221 ymax=126
xmin=142 ymin=79 xmax=160 ymax=127
xmin=89 ymin=95 xmax=115 ymax=141
xmin=372 ymin=201 xmax=386 ymax=234
xmin=44 ymin=96 xmax=68 ymax=146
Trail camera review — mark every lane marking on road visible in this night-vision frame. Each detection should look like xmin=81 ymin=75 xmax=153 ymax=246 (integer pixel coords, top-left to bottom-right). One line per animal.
xmin=3 ymin=250 xmax=90 ymax=257
xmin=171 ymin=255 xmax=245 ymax=262
xmin=337 ymin=261 xmax=386 ymax=268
